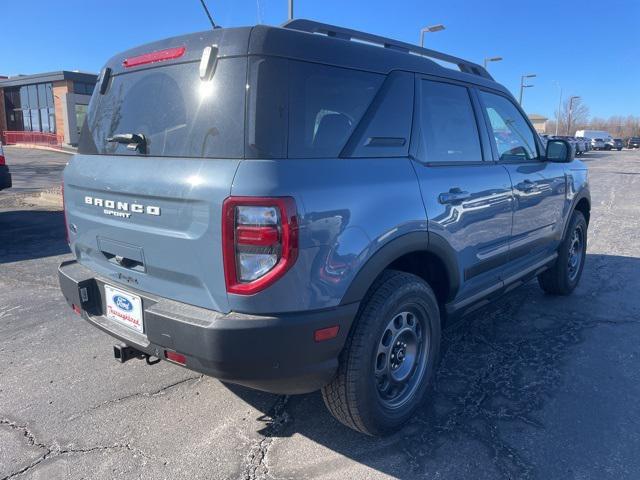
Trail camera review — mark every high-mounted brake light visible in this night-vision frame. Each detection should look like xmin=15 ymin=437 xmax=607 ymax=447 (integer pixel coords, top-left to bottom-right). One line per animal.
xmin=222 ymin=197 xmax=298 ymax=295
xmin=123 ymin=46 xmax=186 ymax=68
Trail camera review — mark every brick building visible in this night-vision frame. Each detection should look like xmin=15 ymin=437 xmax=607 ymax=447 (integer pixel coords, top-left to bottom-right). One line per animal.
xmin=0 ymin=71 xmax=97 ymax=146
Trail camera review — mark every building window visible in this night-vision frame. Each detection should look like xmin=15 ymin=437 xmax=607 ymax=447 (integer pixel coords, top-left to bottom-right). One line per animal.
xmin=4 ymin=83 xmax=56 ymax=133
xmin=75 ymin=104 xmax=88 ymax=135
xmin=73 ymin=82 xmax=95 ymax=95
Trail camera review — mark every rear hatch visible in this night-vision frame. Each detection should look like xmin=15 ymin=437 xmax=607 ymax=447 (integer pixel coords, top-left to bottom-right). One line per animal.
xmin=65 ymin=28 xmax=251 ymax=312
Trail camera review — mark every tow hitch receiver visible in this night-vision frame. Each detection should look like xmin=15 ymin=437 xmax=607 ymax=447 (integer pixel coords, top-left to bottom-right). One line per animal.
xmin=113 ymin=344 xmax=146 ymax=363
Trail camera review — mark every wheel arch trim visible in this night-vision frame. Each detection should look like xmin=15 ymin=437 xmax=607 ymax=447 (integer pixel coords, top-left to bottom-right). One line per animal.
xmin=340 ymin=231 xmax=461 ymax=305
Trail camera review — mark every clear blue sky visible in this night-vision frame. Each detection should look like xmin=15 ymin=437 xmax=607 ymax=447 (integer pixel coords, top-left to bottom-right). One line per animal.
xmin=2 ymin=0 xmax=638 ymax=119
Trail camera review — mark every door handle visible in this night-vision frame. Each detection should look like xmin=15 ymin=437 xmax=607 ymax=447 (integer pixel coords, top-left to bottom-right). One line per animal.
xmin=516 ymin=180 xmax=538 ymax=192
xmin=439 ymin=188 xmax=471 ymax=204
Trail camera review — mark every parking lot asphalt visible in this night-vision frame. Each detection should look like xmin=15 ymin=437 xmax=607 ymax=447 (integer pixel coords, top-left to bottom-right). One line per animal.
xmin=1 ymin=149 xmax=639 ymax=479
xmin=1 ymin=147 xmax=71 ymax=193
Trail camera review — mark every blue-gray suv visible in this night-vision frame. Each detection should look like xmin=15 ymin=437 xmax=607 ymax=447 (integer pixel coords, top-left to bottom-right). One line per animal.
xmin=58 ymin=20 xmax=590 ymax=435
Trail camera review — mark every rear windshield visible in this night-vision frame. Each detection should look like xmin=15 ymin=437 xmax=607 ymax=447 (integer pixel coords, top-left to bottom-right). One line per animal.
xmin=80 ymin=55 xmax=384 ymax=159
xmin=79 ymin=57 xmax=246 ymax=158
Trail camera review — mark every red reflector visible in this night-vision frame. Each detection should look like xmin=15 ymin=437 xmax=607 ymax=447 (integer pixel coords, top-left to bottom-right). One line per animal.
xmin=314 ymin=325 xmax=340 ymax=342
xmin=123 ymin=46 xmax=186 ymax=68
xmin=0 ymin=155 xmax=5 ymax=166
xmin=236 ymin=225 xmax=279 ymax=246
xmin=164 ymin=350 xmax=186 ymax=365
xmin=72 ymin=304 xmax=81 ymax=315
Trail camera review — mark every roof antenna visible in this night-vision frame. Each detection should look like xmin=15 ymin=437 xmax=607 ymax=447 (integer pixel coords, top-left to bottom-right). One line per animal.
xmin=198 ymin=0 xmax=218 ymax=30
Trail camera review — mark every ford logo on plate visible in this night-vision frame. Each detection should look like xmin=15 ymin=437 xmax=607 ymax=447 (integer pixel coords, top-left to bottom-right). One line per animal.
xmin=113 ymin=295 xmax=133 ymax=312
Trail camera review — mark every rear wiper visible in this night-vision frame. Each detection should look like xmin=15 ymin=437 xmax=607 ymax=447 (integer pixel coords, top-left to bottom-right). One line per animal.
xmin=107 ymin=133 xmax=147 ymax=154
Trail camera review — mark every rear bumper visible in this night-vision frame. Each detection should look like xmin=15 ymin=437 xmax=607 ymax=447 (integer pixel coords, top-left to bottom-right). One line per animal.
xmin=0 ymin=165 xmax=11 ymax=190
xmin=58 ymin=260 xmax=358 ymax=394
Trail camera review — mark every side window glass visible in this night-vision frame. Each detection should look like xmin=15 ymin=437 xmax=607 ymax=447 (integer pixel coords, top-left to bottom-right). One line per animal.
xmin=288 ymin=62 xmax=383 ymax=158
xmin=479 ymin=91 xmax=538 ymax=161
xmin=419 ymin=80 xmax=482 ymax=163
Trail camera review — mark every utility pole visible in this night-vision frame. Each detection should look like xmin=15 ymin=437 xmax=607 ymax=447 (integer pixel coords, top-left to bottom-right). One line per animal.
xmin=519 ymin=74 xmax=536 ymax=106
xmin=567 ymin=95 xmax=580 ymax=136
xmin=420 ymin=24 xmax=445 ymax=47
xmin=288 ymin=0 xmax=293 ymax=20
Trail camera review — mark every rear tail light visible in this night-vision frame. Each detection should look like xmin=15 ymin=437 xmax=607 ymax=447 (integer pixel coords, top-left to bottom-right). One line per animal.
xmin=0 ymin=143 xmax=5 ymax=166
xmin=222 ymin=197 xmax=298 ymax=295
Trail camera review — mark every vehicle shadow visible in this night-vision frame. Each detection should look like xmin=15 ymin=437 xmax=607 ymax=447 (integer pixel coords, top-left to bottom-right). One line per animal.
xmin=226 ymin=253 xmax=640 ymax=479
xmin=0 ymin=209 xmax=69 ymax=263
xmin=580 ymin=152 xmax=611 ymax=160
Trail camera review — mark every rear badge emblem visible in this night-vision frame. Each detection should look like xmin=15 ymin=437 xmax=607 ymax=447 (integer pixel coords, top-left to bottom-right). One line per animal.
xmin=84 ymin=196 xmax=160 ymax=218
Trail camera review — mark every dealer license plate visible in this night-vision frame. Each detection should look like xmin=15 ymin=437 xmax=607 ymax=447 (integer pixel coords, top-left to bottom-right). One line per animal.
xmin=104 ymin=284 xmax=144 ymax=333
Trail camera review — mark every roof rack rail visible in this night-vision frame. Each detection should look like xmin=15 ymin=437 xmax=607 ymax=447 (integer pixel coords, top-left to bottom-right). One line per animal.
xmin=282 ymin=19 xmax=493 ymax=81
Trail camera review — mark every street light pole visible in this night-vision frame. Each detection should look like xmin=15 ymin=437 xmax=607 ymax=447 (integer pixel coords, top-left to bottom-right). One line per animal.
xmin=483 ymin=56 xmax=503 ymax=69
xmin=288 ymin=0 xmax=293 ymax=20
xmin=518 ymin=74 xmax=536 ymax=106
xmin=420 ymin=24 xmax=445 ymax=47
xmin=567 ymin=95 xmax=580 ymax=136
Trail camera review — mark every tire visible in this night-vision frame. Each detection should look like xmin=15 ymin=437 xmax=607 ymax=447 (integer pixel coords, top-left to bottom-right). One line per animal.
xmin=538 ymin=211 xmax=587 ymax=295
xmin=322 ymin=270 xmax=441 ymax=436
xmin=617 ymin=148 xmax=622 ymax=151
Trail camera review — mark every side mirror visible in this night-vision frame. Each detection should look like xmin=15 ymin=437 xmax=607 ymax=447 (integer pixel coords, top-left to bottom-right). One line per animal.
xmin=546 ymin=139 xmax=574 ymax=163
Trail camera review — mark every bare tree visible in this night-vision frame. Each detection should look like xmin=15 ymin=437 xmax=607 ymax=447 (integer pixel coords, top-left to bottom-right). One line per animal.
xmin=546 ymin=111 xmax=640 ymax=138
xmin=556 ymin=97 xmax=589 ymax=135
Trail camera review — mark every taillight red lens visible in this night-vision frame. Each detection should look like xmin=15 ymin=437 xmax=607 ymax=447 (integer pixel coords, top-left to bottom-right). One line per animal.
xmin=222 ymin=197 xmax=298 ymax=295
xmin=0 ymin=155 xmax=5 ymax=166
xmin=123 ymin=46 xmax=186 ymax=68
xmin=236 ymin=225 xmax=279 ymax=246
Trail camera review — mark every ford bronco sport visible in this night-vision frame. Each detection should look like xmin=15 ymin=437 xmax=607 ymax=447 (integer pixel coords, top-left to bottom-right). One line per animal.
xmin=58 ymin=20 xmax=590 ymax=435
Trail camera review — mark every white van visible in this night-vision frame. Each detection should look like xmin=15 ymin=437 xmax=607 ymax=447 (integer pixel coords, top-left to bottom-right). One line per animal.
xmin=575 ymin=130 xmax=611 ymax=150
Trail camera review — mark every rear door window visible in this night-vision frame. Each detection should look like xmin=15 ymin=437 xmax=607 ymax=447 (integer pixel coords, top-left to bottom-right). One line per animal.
xmin=287 ymin=62 xmax=383 ymax=158
xmin=418 ymin=80 xmax=482 ymax=163
xmin=79 ymin=57 xmax=246 ymax=158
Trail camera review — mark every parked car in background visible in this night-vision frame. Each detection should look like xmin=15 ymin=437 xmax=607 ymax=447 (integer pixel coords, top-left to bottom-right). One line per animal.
xmin=606 ymin=138 xmax=624 ymax=151
xmin=574 ymin=137 xmax=588 ymax=155
xmin=0 ymin=142 xmax=12 ymax=191
xmin=575 ymin=130 xmax=611 ymax=145
xmin=539 ymin=134 xmax=549 ymax=147
xmin=627 ymin=137 xmax=640 ymax=149
xmin=576 ymin=137 xmax=591 ymax=152
xmin=591 ymin=138 xmax=606 ymax=150
xmin=554 ymin=136 xmax=581 ymax=155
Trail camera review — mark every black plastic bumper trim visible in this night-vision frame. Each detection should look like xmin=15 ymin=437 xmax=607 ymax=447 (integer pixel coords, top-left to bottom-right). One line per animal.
xmin=58 ymin=260 xmax=358 ymax=394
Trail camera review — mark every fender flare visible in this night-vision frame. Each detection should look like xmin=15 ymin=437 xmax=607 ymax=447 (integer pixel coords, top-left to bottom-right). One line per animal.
xmin=562 ymin=189 xmax=591 ymax=240
xmin=340 ymin=231 xmax=461 ymax=305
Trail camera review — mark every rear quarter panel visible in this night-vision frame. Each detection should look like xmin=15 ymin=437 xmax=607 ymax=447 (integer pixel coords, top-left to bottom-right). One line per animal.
xmin=229 ymin=158 xmax=427 ymax=313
